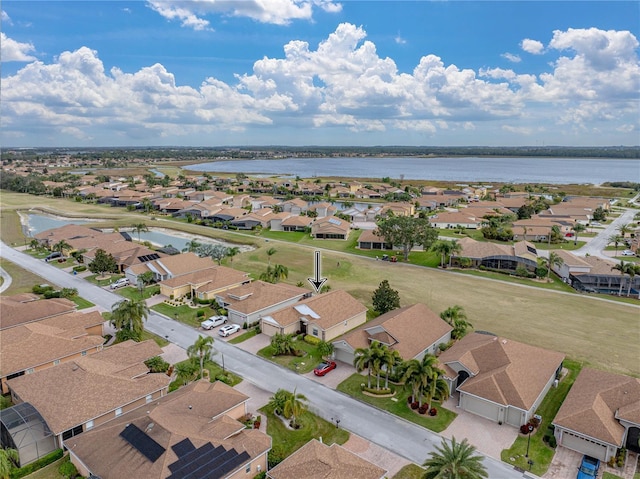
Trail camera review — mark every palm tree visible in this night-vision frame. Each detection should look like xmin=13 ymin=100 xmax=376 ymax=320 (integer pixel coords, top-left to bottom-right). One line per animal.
xmin=283 ymin=388 xmax=308 ymax=428
xmin=131 ymin=223 xmax=148 ymax=242
xmin=624 ymin=262 xmax=638 ymax=297
xmin=617 ymin=223 xmax=631 ymax=239
xmin=187 ymin=335 xmax=215 ymax=379
xmin=432 ymin=240 xmax=453 ymax=268
xmin=175 ymin=360 xmax=198 ymax=386
xmin=183 ymin=239 xmax=201 ymax=253
xmin=424 ymin=372 xmax=450 ymax=411
xmin=571 ymin=223 xmax=586 ymax=245
xmin=29 ymin=239 xmax=41 ymax=251
xmin=141 ymin=197 xmax=153 ymax=214
xmin=370 ymin=341 xmax=389 ymax=390
xmin=226 ymin=246 xmax=240 ymax=264
xmin=608 ymin=234 xmax=624 ymax=256
xmin=354 ymin=344 xmax=376 ymax=389
xmin=440 ymin=305 xmax=472 ymax=340
xmin=612 ymin=260 xmax=627 ymax=296
xmin=423 ymin=437 xmax=488 ymax=479
xmin=546 ymin=251 xmax=564 ymax=282
xmin=0 ymin=448 xmax=19 ymax=479
xmin=268 ymin=389 xmax=291 ymax=416
xmin=266 ymin=247 xmax=277 ymax=266
xmin=52 ymin=239 xmax=71 ymax=256
xmin=110 ymin=298 xmax=149 ymax=342
xmin=402 ymin=354 xmax=440 ymax=407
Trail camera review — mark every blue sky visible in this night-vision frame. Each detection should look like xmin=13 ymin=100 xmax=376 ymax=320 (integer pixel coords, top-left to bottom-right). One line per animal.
xmin=2 ymin=1 xmax=639 ymax=147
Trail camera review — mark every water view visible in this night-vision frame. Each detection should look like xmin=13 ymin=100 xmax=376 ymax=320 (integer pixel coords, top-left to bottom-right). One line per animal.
xmin=187 ymin=156 xmax=639 ymax=184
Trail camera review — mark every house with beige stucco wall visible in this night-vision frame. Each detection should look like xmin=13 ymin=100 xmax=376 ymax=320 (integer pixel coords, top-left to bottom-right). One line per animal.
xmin=159 ymin=266 xmax=250 ymax=301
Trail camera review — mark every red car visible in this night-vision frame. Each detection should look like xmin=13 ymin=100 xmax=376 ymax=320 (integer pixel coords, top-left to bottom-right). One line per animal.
xmin=313 ymin=361 xmax=337 ymax=376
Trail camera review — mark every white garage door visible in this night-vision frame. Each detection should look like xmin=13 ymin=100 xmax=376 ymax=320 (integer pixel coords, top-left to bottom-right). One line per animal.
xmin=462 ymin=394 xmax=499 ymax=422
xmin=334 ymin=348 xmax=354 ymax=366
xmin=261 ymin=322 xmax=280 ymax=337
xmin=561 ymin=431 xmax=607 ymax=461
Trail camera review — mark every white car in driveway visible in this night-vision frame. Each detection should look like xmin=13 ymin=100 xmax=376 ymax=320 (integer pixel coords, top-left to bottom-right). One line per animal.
xmin=218 ymin=324 xmax=241 ymax=337
xmin=621 ymin=250 xmax=636 ymax=256
xmin=201 ymin=315 xmax=227 ymax=330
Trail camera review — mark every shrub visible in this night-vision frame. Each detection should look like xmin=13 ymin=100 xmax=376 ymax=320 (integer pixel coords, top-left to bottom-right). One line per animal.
xmin=520 ymin=423 xmax=534 ymax=434
xmin=196 ymin=310 xmax=205 ymax=318
xmin=411 ymin=401 xmax=419 ymax=410
xmin=9 ymin=449 xmax=64 ymax=479
xmin=73 ymin=265 xmax=87 ymax=272
xmin=418 ymin=405 xmax=428 ymax=414
xmin=530 ymin=416 xmax=541 ymax=428
xmin=58 ymin=459 xmax=78 ymax=479
xmin=548 ymin=435 xmax=557 ymax=448
xmin=32 ymin=284 xmax=53 ymax=294
xmin=429 ymin=407 xmax=438 ymax=416
xmin=43 ymin=290 xmax=62 ymax=299
xmin=303 ymin=334 xmax=321 ymax=345
xmin=145 ymin=356 xmax=170 ymax=373
xmin=268 ymin=447 xmax=285 ymax=469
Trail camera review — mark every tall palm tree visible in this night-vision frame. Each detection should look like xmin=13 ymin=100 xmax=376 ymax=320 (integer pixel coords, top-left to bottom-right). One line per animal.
xmin=402 ymin=354 xmax=440 ymax=407
xmin=546 ymin=251 xmax=564 ymax=282
xmin=110 ymin=298 xmax=149 ymax=342
xmin=624 ymin=262 xmax=638 ymax=297
xmin=354 ymin=344 xmax=376 ymax=389
xmin=283 ymin=388 xmax=308 ymax=428
xmin=131 ymin=222 xmax=148 ymax=242
xmin=226 ymin=246 xmax=240 ymax=264
xmin=141 ymin=197 xmax=153 ymax=214
xmin=424 ymin=372 xmax=450 ymax=411
xmin=423 ymin=437 xmax=488 ymax=479
xmin=370 ymin=341 xmax=389 ymax=390
xmin=617 ymin=223 xmax=631 ymax=239
xmin=175 ymin=360 xmax=198 ymax=386
xmin=611 ymin=260 xmax=627 ymax=296
xmin=183 ymin=239 xmax=201 ymax=253
xmin=268 ymin=389 xmax=291 ymax=416
xmin=440 ymin=305 xmax=472 ymax=340
xmin=266 ymin=247 xmax=277 ymax=266
xmin=187 ymin=335 xmax=215 ymax=379
xmin=271 ymin=264 xmax=289 ymax=283
xmin=52 ymin=239 xmax=71 ymax=256
xmin=431 ymin=240 xmax=453 ymax=268
xmin=0 ymin=448 xmax=19 ymax=479
xmin=608 ymin=234 xmax=624 ymax=256
xmin=571 ymin=223 xmax=586 ymax=245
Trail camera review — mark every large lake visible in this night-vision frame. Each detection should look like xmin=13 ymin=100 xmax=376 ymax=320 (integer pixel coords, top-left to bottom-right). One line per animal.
xmin=187 ymin=157 xmax=639 ymax=184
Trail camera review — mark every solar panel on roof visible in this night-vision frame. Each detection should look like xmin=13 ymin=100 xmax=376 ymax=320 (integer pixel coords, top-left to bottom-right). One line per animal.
xmin=172 ymin=439 xmax=196 ymax=458
xmin=168 ymin=443 xmax=218 ymax=475
xmin=328 ymin=217 xmax=342 ymax=225
xmin=200 ymin=451 xmax=250 ymax=479
xmin=119 ymin=424 xmax=166 ymax=463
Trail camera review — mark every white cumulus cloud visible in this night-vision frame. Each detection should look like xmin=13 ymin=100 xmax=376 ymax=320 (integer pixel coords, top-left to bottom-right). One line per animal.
xmin=147 ymin=0 xmax=340 ymax=28
xmin=501 ymin=52 xmax=521 ymax=63
xmin=521 ymin=38 xmax=544 ymax=54
xmin=2 ymin=10 xmax=12 ymax=24
xmin=1 ymin=33 xmax=36 ymax=62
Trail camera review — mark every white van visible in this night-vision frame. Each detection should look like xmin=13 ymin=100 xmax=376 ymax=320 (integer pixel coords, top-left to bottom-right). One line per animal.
xmin=110 ymin=278 xmax=130 ymax=290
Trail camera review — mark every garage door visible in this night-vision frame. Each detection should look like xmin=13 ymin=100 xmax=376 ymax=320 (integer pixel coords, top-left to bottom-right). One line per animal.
xmin=334 ymin=348 xmax=354 ymax=365
xmin=461 ymin=394 xmax=499 ymax=422
xmin=261 ymin=322 xmax=280 ymax=337
xmin=560 ymin=431 xmax=607 ymax=461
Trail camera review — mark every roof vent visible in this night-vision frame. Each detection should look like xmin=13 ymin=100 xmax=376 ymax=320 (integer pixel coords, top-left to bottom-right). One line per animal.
xmin=146 ymin=422 xmax=155 ymax=433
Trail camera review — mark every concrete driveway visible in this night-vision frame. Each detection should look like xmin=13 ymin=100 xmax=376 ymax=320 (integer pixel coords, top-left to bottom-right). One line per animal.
xmin=441 ymin=395 xmax=518 ymax=460
xmin=304 ymin=359 xmax=356 ymax=389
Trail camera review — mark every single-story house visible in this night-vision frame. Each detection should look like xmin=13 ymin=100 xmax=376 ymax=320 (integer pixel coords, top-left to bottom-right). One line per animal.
xmin=159 ymin=266 xmax=251 ymax=301
xmin=66 ymin=380 xmax=271 ymax=479
xmin=311 ymin=216 xmax=351 ymax=240
xmin=450 ymin=237 xmax=539 ymax=273
xmin=428 ymin=211 xmax=483 ymax=230
xmin=566 ymin=255 xmax=640 ymax=295
xmin=216 ymin=281 xmax=310 ymax=326
xmin=332 ymin=303 xmax=453 ymax=365
xmin=281 ymin=198 xmax=309 ymax=215
xmin=0 ymin=294 xmax=76 ymax=330
xmin=0 ymin=310 xmax=104 ymax=394
xmin=261 ymin=290 xmax=367 ymax=342
xmin=267 ymin=439 xmax=386 ymax=479
xmin=438 ymin=333 xmax=565 ymax=427
xmin=230 ymin=209 xmax=275 ymax=229
xmin=309 ymin=202 xmax=337 ymax=218
xmin=553 ymin=368 xmax=640 ymax=461
xmin=125 ymin=252 xmax=215 ymax=284
xmin=82 ymin=242 xmax=164 ymax=273
xmin=357 ymin=229 xmax=393 ymax=250
xmin=280 ymin=215 xmax=314 ymax=232
xmin=6 ymin=340 xmax=170 ymax=447
xmin=209 ymin=207 xmax=249 ymax=223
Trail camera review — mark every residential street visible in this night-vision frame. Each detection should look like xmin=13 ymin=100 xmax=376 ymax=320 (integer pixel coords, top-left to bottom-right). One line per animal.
xmin=0 ymin=240 xmax=531 ymax=479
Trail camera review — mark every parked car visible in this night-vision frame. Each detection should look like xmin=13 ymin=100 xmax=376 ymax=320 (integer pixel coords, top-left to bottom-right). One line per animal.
xmin=45 ymin=252 xmax=62 ymax=262
xmin=590 ymin=222 xmax=602 ymax=226
xmin=218 ymin=324 xmax=241 ymax=337
xmin=313 ymin=360 xmax=337 ymax=376
xmin=621 ymin=250 xmax=635 ymax=256
xmin=577 ymin=455 xmax=600 ymax=479
xmin=110 ymin=278 xmax=130 ymax=290
xmin=201 ymin=315 xmax=227 ymax=330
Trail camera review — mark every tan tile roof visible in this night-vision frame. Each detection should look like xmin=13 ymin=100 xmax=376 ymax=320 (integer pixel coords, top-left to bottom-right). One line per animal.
xmin=8 ymin=340 xmax=169 ymax=434
xmin=553 ymin=250 xmax=591 ymax=268
xmin=146 ymin=252 xmax=214 ymax=278
xmin=67 ymin=232 xmax=127 ymax=251
xmin=357 ymin=229 xmax=387 ymax=244
xmin=66 ymin=380 xmax=270 ymax=479
xmin=267 ymin=291 xmax=366 ymax=330
xmin=34 ymin=224 xmax=100 ymax=243
xmin=337 ymin=304 xmax=452 ymax=361
xmin=554 ymin=368 xmax=640 ymax=445
xmin=218 ymin=281 xmax=308 ymax=315
xmin=312 ymin=216 xmax=350 ymax=235
xmin=268 ymin=439 xmax=386 ymax=479
xmin=281 ymin=215 xmax=314 ymax=227
xmin=0 ymin=296 xmax=76 ymax=330
xmin=429 ymin=211 xmax=482 ymax=225
xmin=439 ymin=333 xmax=564 ymax=410
xmin=574 ymin=255 xmax=617 ymax=276
xmin=1 ymin=311 xmax=104 ymax=376
xmin=160 ymin=266 xmax=249 ymax=292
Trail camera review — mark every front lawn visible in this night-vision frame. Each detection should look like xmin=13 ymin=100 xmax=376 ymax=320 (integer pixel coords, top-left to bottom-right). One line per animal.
xmin=117 ymin=284 xmax=161 ymax=301
xmin=392 ymin=464 xmax=425 ymax=479
xmin=152 ymin=302 xmax=212 ymax=328
xmin=70 ymin=295 xmax=94 ymax=309
xmin=140 ymin=330 xmax=170 ymax=347
xmin=501 ymin=358 xmax=583 ymax=476
xmin=169 ymin=359 xmax=242 ymax=392
xmin=257 ymin=339 xmax=323 ymax=374
xmin=85 ymin=273 xmax=126 ymax=287
xmin=337 ymin=373 xmax=456 ymax=433
xmin=260 ymin=403 xmax=349 ymax=463
xmin=228 ymin=328 xmax=259 ymax=344
xmin=603 ymin=473 xmax=624 ymax=479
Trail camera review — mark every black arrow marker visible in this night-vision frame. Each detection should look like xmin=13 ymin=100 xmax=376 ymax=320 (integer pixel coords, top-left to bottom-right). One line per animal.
xmin=307 ymin=250 xmax=328 ymax=293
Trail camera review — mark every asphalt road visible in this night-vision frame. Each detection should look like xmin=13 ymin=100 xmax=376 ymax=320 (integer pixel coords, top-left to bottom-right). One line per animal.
xmin=0 ymin=240 xmax=531 ymax=479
